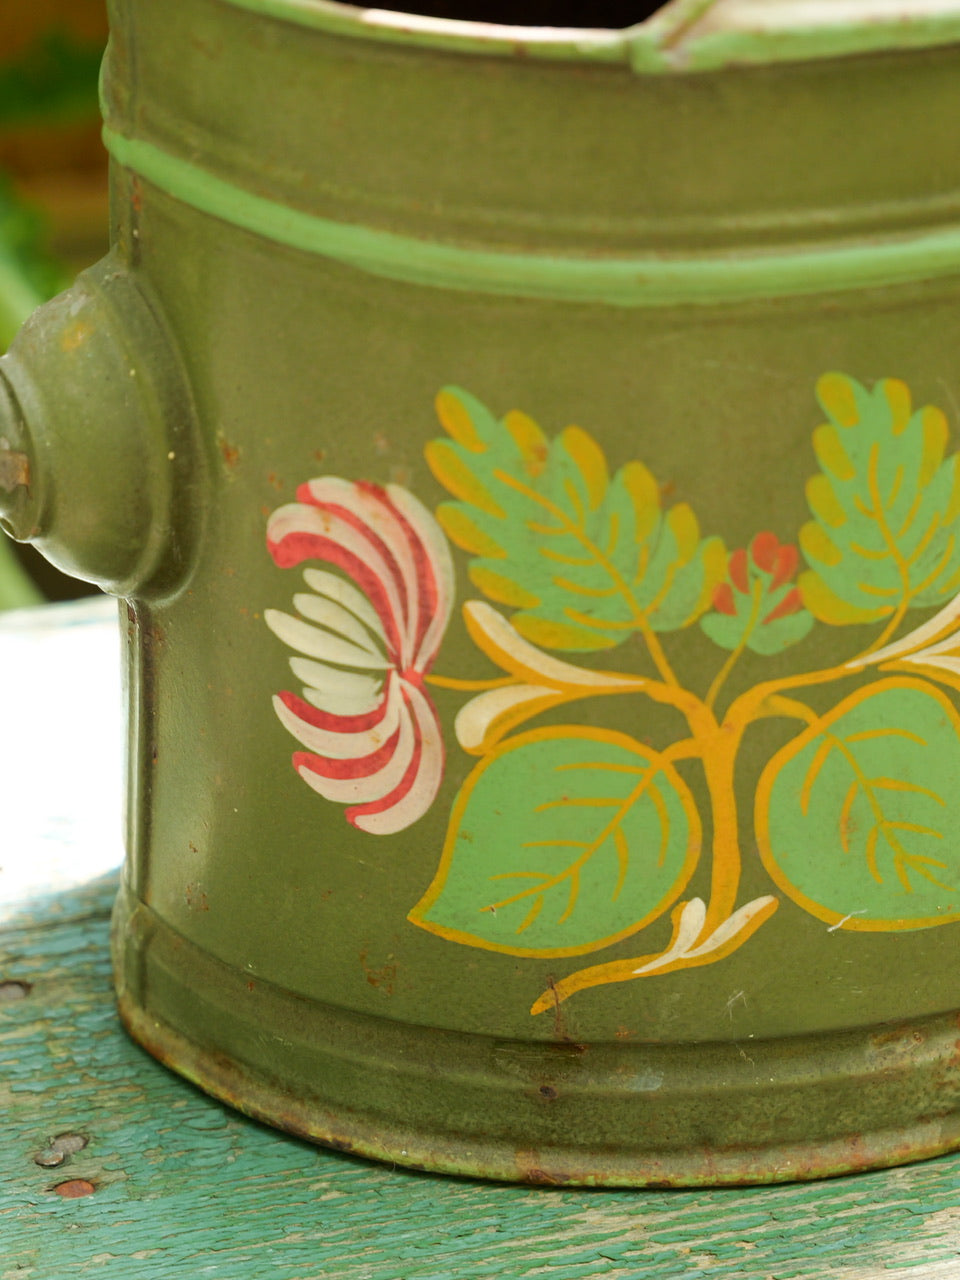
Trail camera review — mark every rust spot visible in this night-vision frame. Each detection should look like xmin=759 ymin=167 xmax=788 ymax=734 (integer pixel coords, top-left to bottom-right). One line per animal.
xmin=267 ymin=472 xmax=284 ymax=491
xmin=373 ymin=432 xmax=391 ymax=456
xmin=52 ymin=1179 xmax=95 ymax=1199
xmin=246 ymin=981 xmax=255 ymax=992
xmin=524 ymin=443 xmax=548 ymax=478
xmin=538 ymin=1084 xmax=558 ymax=1101
xmin=0 ymin=980 xmax=32 ymax=1001
xmin=131 ymin=178 xmax=143 ymax=213
xmin=359 ymin=946 xmax=397 ymax=995
xmin=188 ymin=842 xmax=198 ymax=854
xmin=543 ymin=977 xmax=588 ymax=1047
xmin=313 ymin=449 xmax=326 ymax=464
xmin=60 ymin=321 xmax=94 ymax=353
xmin=523 ymin=1166 xmax=574 ymax=1186
xmin=185 ymin=883 xmax=209 ymax=912
xmin=0 ymin=449 xmax=29 ymax=492
xmin=219 ymin=437 xmax=240 ymax=469
xmin=615 ymin=1025 xmax=636 ymax=1040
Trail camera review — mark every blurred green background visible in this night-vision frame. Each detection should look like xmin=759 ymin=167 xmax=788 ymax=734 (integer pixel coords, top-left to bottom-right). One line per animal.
xmin=0 ymin=0 xmax=108 ymax=607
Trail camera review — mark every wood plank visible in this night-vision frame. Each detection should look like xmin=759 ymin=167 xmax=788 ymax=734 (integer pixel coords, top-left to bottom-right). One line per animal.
xmin=3 ymin=873 xmax=960 ymax=1279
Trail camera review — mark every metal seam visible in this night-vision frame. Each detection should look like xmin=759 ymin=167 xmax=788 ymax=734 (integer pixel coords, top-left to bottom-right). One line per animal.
xmin=103 ymin=127 xmax=960 ymax=307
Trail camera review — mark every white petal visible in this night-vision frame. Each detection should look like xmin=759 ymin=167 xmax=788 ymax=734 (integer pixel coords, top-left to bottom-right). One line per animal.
xmin=352 ymin=680 xmax=444 ymax=835
xmin=685 ymin=896 xmax=777 ymax=960
xmin=847 ymin=588 xmax=960 ymax=668
xmin=272 ymin=682 xmax=401 ymax=760
xmin=387 ymin=483 xmax=456 ymax=668
xmin=464 ymin=601 xmax=647 ymax=691
xmin=268 ymin=504 xmax=406 ymax=649
xmin=301 ymin=480 xmax=419 ymax=662
xmin=632 ymin=898 xmax=706 ymax=976
xmin=296 ymin=696 xmax=416 ymax=804
xmin=290 ymin=657 xmax=382 ymax=715
xmin=302 ymin=568 xmax=384 ymax=637
xmin=455 ymin=683 xmax=557 ymax=753
xmin=265 ymin=609 xmax=390 ymax=671
xmin=293 ymin=592 xmax=386 ymax=655
xmin=904 ymin=653 xmax=960 ymax=675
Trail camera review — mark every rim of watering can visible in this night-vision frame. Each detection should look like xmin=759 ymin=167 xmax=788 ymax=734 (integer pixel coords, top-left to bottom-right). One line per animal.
xmin=222 ymin=0 xmax=960 ymax=70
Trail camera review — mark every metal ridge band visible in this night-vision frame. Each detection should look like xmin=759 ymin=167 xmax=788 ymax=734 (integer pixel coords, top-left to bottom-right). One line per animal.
xmin=104 ymin=128 xmax=960 ymax=308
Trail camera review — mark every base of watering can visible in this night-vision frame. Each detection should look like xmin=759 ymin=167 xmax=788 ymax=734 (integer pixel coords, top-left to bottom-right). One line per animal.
xmin=111 ymin=882 xmax=960 ymax=1187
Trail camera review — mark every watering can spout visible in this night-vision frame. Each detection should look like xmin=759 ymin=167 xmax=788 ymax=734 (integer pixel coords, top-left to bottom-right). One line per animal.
xmin=0 ymin=254 xmax=199 ymax=600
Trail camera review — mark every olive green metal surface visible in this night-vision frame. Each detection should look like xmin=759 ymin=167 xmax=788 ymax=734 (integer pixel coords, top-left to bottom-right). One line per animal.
xmin=5 ymin=0 xmax=960 ymax=1185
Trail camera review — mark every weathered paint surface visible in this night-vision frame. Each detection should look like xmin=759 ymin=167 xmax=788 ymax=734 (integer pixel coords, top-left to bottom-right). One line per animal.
xmin=4 ymin=874 xmax=960 ymax=1279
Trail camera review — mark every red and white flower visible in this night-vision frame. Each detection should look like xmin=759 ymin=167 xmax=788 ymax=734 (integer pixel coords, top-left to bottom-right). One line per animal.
xmin=265 ymin=478 xmax=454 ymax=835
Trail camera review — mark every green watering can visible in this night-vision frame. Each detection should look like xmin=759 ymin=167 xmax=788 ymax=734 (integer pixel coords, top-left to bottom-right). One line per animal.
xmin=5 ymin=0 xmax=960 ymax=1185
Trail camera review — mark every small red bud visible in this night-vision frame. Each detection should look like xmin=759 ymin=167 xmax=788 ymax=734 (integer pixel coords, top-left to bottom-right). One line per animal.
xmin=764 ymin=586 xmax=803 ymax=623
xmin=771 ymin=544 xmax=799 ymax=590
xmin=728 ymin=549 xmax=749 ymax=593
xmin=750 ymin=531 xmax=780 ymax=573
xmin=712 ymin=583 xmax=737 ymax=616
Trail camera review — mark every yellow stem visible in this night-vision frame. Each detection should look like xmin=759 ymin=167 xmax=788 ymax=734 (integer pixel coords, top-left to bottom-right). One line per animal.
xmin=704 ymin=580 xmax=765 ymax=712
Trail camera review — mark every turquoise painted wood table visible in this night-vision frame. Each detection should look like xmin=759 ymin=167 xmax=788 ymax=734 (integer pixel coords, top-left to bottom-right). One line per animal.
xmin=3 ymin=601 xmax=960 ymax=1279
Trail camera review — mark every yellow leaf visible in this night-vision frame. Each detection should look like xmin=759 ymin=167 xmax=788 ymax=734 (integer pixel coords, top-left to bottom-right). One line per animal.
xmin=425 ymin=440 xmax=505 ymax=517
xmin=919 ymin=405 xmax=949 ymax=487
xmin=621 ymin=461 xmax=660 ymax=542
xmin=512 ymin=615 xmax=617 ymax=651
xmin=806 ymin=474 xmax=846 ymax=528
xmin=880 ymin=378 xmax=912 ymax=437
xmin=688 ymin=538 xmax=728 ymax=623
xmin=504 ymin=409 xmax=549 ymax=478
xmin=800 ymin=520 xmax=843 ymax=568
xmin=469 ymin=566 xmax=540 ymax=609
xmin=946 ymin=455 xmax=960 ymax=524
xmin=435 ymin=389 xmax=485 ymax=452
xmin=666 ymin=502 xmax=699 ymax=562
xmin=799 ymin=570 xmax=888 ymax=625
xmin=560 ymin=426 xmax=608 ymax=512
xmin=817 ymin=372 xmax=860 ymax=428
xmin=437 ymin=505 xmax=505 ymax=558
xmin=813 ymin=423 xmax=856 ymax=481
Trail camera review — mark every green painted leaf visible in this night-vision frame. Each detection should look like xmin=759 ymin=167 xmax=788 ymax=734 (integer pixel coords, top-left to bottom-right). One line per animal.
xmin=799 ymin=373 xmax=960 ymax=626
xmin=426 ymin=387 xmax=726 ymax=651
xmin=408 ymin=726 xmax=701 ymax=957
xmin=756 ymin=678 xmax=960 ymax=929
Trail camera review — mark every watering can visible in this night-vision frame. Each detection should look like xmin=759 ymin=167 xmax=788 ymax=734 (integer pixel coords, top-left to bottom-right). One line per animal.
xmin=4 ymin=0 xmax=960 ymax=1185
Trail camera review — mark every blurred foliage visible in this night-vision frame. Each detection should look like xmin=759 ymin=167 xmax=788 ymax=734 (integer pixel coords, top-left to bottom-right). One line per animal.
xmin=0 ymin=25 xmax=104 ymax=608
xmin=0 ymin=30 xmax=102 ymax=128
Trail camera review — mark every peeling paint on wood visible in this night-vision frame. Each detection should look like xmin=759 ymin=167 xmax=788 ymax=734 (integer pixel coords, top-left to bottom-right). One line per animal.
xmin=3 ymin=874 xmax=960 ymax=1277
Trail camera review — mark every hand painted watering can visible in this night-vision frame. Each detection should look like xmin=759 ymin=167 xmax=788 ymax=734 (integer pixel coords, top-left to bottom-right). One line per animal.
xmin=5 ymin=0 xmax=960 ymax=1186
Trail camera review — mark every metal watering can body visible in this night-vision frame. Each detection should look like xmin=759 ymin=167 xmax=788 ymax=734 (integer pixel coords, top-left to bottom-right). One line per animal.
xmin=5 ymin=0 xmax=960 ymax=1184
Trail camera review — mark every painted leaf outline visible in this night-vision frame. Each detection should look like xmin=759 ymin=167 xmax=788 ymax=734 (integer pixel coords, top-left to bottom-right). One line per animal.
xmin=425 ymin=387 xmax=725 ymax=652
xmin=408 ymin=724 xmax=701 ymax=957
xmin=799 ymin=373 xmax=960 ymax=626
xmin=756 ymin=676 xmax=960 ymax=929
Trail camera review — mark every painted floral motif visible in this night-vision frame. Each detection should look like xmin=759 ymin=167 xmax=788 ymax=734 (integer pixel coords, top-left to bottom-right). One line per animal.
xmin=265 ymin=478 xmax=453 ymax=835
xmin=266 ymin=372 xmax=960 ymax=1020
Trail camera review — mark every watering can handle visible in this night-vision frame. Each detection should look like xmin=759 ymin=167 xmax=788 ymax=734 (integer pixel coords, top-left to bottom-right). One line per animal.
xmin=0 ymin=253 xmax=200 ymax=600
